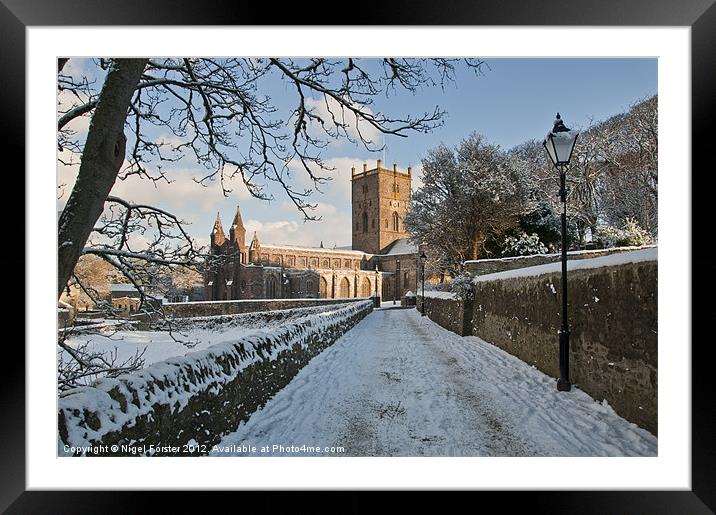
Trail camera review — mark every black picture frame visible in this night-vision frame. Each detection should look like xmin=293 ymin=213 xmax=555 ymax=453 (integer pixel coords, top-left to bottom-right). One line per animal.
xmin=5 ymin=0 xmax=713 ymax=512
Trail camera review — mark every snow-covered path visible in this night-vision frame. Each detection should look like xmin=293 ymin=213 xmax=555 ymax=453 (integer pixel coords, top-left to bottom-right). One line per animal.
xmin=212 ymin=308 xmax=657 ymax=457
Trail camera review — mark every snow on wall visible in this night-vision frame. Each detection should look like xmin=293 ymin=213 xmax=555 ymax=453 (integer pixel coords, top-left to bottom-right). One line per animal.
xmin=464 ymin=244 xmax=656 ymax=265
xmin=465 ymin=245 xmax=657 ymax=277
xmin=167 ymin=297 xmax=362 ymax=307
xmin=472 ymin=247 xmax=657 ymax=283
xmin=422 ymin=290 xmax=459 ymax=300
xmin=58 ymin=300 xmax=373 ymax=456
xmin=164 ymin=303 xmax=358 ymax=331
xmin=158 ymin=298 xmax=363 ymax=321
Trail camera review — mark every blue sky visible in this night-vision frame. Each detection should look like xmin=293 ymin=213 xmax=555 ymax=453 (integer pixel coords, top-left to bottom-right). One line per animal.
xmin=57 ymin=58 xmax=657 ymax=250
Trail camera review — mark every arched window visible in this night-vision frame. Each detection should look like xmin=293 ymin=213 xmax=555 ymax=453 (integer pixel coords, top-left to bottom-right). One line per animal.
xmin=340 ymin=277 xmax=351 ymax=298
xmin=392 ymin=212 xmax=399 ymax=232
xmin=361 ymin=278 xmax=372 ymax=297
xmin=362 ymin=211 xmax=368 ymax=233
xmin=306 ymin=279 xmax=313 ymax=295
xmin=319 ymin=277 xmax=328 ymax=298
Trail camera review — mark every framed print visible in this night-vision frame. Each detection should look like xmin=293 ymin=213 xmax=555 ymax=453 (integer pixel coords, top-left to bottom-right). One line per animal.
xmin=5 ymin=0 xmax=715 ymax=512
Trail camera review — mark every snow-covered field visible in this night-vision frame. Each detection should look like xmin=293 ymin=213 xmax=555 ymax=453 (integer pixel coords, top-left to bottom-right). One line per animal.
xmin=59 ymin=324 xmax=257 ymax=370
xmin=58 ymin=306 xmax=339 ymax=377
xmin=212 ymin=307 xmax=657 ymax=457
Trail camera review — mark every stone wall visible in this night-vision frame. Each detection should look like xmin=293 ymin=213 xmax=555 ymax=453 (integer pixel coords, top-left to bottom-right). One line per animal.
xmin=165 ymin=303 xmax=355 ymax=332
xmin=420 ymin=294 xmax=473 ymax=336
xmin=159 ymin=297 xmax=365 ymax=319
xmin=419 ymin=258 xmax=657 ymax=435
xmin=465 ymin=245 xmax=656 ymax=276
xmin=58 ymin=308 xmax=74 ymax=328
xmin=58 ymin=300 xmax=373 ymax=456
xmin=470 ymin=260 xmax=657 ymax=434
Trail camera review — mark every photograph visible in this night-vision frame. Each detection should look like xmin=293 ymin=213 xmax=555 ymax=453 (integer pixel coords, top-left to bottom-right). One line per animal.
xmin=6 ymin=7 xmax=711 ymax=510
xmin=55 ymin=56 xmax=659 ymax=459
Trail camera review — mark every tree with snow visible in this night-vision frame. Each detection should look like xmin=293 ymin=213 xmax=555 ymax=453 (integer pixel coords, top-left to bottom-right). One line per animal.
xmin=404 ymin=132 xmax=532 ymax=274
xmin=506 ymin=95 xmax=658 ymax=247
xmin=597 ymin=96 xmax=658 ymax=237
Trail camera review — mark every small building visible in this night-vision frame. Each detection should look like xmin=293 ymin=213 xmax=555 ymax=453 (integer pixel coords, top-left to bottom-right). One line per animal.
xmin=110 ymin=284 xmax=143 ymax=300
xmin=111 ymin=296 xmax=141 ymax=316
xmin=109 ymin=284 xmax=167 ymax=316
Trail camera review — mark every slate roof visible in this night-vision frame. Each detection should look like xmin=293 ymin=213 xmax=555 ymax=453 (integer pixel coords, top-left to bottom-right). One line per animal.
xmin=379 ymin=238 xmax=418 ymax=256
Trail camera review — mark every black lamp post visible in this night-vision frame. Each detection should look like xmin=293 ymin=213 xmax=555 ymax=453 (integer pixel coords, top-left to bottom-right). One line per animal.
xmin=394 ymin=259 xmax=400 ymax=305
xmin=420 ymin=251 xmax=427 ymax=316
xmin=374 ymin=264 xmax=379 ymax=307
xmin=543 ymin=113 xmax=579 ymax=392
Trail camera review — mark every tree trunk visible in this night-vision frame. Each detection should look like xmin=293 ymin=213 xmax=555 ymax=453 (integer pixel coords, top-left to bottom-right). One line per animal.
xmin=469 ymin=238 xmax=481 ymax=261
xmin=576 ymin=220 xmax=586 ymax=248
xmin=57 ymin=59 xmax=148 ymax=299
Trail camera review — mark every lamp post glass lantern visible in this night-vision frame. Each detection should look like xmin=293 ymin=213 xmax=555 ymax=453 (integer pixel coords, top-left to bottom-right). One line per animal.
xmin=543 ymin=113 xmax=579 ymax=393
xmin=420 ymin=251 xmax=427 ymax=316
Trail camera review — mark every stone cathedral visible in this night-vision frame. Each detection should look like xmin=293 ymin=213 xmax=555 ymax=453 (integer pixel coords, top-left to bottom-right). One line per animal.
xmin=204 ymin=160 xmax=419 ymax=302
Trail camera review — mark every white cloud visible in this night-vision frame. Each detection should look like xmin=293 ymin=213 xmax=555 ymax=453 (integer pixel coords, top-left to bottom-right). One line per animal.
xmin=305 ymin=96 xmax=381 ymax=149
xmin=246 ymin=202 xmax=352 ymax=249
xmin=58 ymin=159 xmax=251 ymax=213
xmin=287 ymin=156 xmax=356 ymax=205
xmin=110 ymin=167 xmax=251 ymax=213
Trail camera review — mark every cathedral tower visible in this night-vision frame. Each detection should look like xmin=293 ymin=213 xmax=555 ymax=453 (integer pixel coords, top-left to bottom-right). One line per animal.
xmin=351 ymin=160 xmax=412 ymax=254
xmin=210 ymin=213 xmax=226 ymax=248
xmin=229 ymin=205 xmax=247 ymax=263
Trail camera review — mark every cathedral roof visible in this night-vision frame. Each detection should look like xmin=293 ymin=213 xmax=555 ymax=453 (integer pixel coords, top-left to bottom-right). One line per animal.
xmin=260 ymin=242 xmax=369 ymax=256
xmin=378 ymin=238 xmax=418 ymax=256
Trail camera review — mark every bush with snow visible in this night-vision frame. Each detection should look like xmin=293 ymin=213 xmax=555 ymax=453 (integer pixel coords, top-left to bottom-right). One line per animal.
xmin=449 ymin=272 xmax=475 ymax=301
xmin=596 ymin=218 xmax=654 ymax=248
xmin=501 ymin=232 xmax=548 ymax=257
